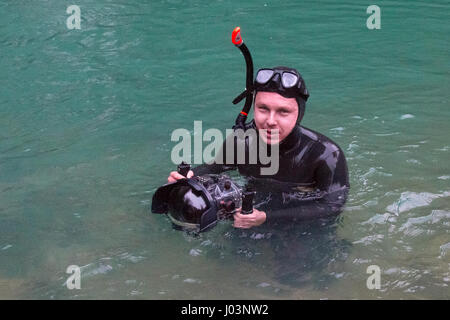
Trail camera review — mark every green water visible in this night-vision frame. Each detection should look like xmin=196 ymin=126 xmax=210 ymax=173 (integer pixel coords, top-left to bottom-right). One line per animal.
xmin=0 ymin=0 xmax=449 ymax=299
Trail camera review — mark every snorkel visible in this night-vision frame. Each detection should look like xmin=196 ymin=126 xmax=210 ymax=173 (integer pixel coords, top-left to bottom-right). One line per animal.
xmin=231 ymin=27 xmax=254 ymax=131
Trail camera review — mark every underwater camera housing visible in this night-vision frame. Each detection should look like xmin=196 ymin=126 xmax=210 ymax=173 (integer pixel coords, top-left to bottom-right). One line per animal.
xmin=152 ymin=172 xmax=254 ymax=232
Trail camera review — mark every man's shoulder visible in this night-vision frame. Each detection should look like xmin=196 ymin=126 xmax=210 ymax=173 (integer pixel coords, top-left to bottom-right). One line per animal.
xmin=300 ymin=126 xmax=344 ymax=157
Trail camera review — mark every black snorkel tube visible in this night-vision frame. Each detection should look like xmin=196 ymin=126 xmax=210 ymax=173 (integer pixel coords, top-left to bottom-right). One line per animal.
xmin=231 ymin=27 xmax=254 ymax=131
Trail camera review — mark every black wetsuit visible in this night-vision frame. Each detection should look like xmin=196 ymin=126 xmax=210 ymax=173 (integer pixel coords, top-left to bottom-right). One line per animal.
xmin=193 ymin=121 xmax=350 ymax=224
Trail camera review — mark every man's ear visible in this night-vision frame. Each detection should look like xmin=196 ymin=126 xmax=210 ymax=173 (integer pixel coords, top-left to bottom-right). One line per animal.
xmin=296 ymin=98 xmax=306 ymax=123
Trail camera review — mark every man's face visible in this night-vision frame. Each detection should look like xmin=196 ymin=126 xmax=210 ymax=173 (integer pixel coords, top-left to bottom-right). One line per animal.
xmin=253 ymin=91 xmax=299 ymax=144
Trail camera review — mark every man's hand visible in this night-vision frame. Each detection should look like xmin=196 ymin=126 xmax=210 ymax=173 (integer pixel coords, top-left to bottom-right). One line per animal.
xmin=167 ymin=170 xmax=194 ymax=183
xmin=233 ymin=208 xmax=266 ymax=229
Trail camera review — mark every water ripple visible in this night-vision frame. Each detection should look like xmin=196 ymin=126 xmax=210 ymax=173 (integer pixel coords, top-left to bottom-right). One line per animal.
xmin=386 ymin=192 xmax=450 ymax=215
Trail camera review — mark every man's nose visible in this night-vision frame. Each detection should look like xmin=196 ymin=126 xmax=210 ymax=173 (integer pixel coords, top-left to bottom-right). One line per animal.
xmin=267 ymin=112 xmax=277 ymax=126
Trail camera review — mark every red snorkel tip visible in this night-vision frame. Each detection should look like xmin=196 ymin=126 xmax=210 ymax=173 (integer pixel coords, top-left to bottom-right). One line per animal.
xmin=232 ymin=27 xmax=243 ymax=46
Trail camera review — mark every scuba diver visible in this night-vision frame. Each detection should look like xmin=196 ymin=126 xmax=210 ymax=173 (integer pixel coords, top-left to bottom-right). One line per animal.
xmin=165 ymin=27 xmax=350 ymax=231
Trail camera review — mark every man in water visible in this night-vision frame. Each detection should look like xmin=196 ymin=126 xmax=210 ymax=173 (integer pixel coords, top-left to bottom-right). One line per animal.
xmin=167 ymin=66 xmax=349 ymax=229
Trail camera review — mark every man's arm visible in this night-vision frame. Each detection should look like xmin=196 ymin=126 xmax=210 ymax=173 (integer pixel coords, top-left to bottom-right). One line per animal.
xmin=192 ymin=162 xmax=236 ymax=176
xmin=258 ymin=149 xmax=349 ymax=224
xmin=259 ymin=189 xmax=348 ymax=224
xmin=192 ymin=132 xmax=241 ymax=176
xmin=314 ymin=146 xmax=349 ymax=193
